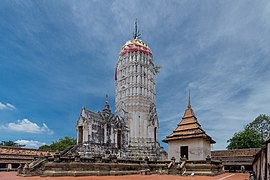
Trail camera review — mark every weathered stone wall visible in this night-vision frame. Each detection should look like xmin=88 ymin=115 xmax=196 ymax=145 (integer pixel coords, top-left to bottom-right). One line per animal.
xmin=202 ymin=139 xmax=211 ymax=159
xmin=253 ymin=149 xmax=265 ymax=180
xmin=43 ymin=162 xmax=166 ymax=176
xmin=168 ymin=138 xmax=210 ymax=161
xmin=17 ymin=151 xmax=224 ymax=177
xmin=252 ymin=141 xmax=270 ymax=180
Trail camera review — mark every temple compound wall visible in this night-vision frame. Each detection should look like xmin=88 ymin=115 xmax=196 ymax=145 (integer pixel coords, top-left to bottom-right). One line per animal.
xmin=252 ymin=137 xmax=270 ymax=180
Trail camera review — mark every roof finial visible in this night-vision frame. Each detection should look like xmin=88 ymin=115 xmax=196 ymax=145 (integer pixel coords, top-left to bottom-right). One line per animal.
xmin=188 ymin=89 xmax=191 ymax=109
xmin=133 ymin=19 xmax=141 ymax=39
xmin=103 ymin=94 xmax=111 ymax=113
xmin=106 ymin=94 xmax=108 ymax=105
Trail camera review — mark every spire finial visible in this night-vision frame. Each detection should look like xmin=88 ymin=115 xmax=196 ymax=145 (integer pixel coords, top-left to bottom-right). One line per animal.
xmin=106 ymin=94 xmax=108 ymax=104
xmin=188 ymin=89 xmax=191 ymax=109
xmin=103 ymin=94 xmax=111 ymax=113
xmin=133 ymin=19 xmax=141 ymax=39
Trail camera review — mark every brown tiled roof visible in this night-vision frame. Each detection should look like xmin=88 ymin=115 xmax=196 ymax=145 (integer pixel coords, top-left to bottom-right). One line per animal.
xmin=0 ymin=146 xmax=53 ymax=156
xmin=211 ymin=148 xmax=260 ymax=157
xmin=162 ymin=98 xmax=215 ymax=144
xmin=211 ymin=148 xmax=260 ymax=166
xmin=0 ymin=146 xmax=54 ymax=164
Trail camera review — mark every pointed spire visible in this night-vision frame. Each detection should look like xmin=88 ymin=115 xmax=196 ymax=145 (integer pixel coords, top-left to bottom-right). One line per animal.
xmin=103 ymin=95 xmax=111 ymax=113
xmin=183 ymin=89 xmax=196 ymax=118
xmin=188 ymin=89 xmax=191 ymax=109
xmin=105 ymin=94 xmax=109 ymax=104
xmin=81 ymin=105 xmax=86 ymax=117
xmin=133 ymin=19 xmax=141 ymax=39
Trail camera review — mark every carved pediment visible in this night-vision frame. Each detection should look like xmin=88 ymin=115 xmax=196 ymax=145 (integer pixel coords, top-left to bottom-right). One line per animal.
xmin=113 ymin=115 xmax=127 ymax=130
xmin=99 ymin=111 xmax=114 ymax=124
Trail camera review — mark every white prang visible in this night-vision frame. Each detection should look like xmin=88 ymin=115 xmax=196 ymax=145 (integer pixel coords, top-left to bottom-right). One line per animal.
xmin=115 ymin=38 xmax=159 ymax=154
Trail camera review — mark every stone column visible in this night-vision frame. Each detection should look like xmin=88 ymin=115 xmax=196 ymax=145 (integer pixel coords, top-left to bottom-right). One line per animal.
xmin=104 ymin=124 xmax=107 ymax=143
xmin=7 ymin=163 xmax=12 ymax=171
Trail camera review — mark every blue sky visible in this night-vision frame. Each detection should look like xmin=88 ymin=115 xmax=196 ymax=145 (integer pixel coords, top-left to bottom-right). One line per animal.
xmin=0 ymin=0 xmax=270 ymax=150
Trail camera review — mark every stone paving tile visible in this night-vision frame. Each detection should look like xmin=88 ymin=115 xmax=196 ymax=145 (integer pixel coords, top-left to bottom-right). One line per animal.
xmin=0 ymin=172 xmax=249 ymax=180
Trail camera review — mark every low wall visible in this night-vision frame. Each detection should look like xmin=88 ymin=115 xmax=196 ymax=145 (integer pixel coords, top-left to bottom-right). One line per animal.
xmin=43 ymin=162 xmax=167 ymax=176
xmin=18 ymin=153 xmax=223 ymax=177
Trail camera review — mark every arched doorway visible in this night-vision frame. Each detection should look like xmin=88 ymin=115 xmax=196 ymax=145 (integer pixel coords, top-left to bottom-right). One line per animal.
xmin=154 ymin=127 xmax=157 ymax=143
xmin=78 ymin=126 xmax=83 ymax=144
xmin=117 ymin=130 xmax=122 ymax=149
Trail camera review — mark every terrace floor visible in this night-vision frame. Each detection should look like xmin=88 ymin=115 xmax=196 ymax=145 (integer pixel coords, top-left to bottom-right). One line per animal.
xmin=0 ymin=172 xmax=249 ymax=180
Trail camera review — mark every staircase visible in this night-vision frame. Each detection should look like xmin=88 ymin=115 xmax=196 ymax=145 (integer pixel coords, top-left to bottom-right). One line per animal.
xmin=61 ymin=144 xmax=80 ymax=156
xmin=124 ymin=145 xmax=160 ymax=160
xmin=168 ymin=163 xmax=179 ymax=175
xmin=18 ymin=157 xmax=47 ymax=176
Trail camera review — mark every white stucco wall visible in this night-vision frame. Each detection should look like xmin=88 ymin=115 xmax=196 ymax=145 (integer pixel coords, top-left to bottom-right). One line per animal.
xmin=167 ymin=138 xmax=211 ymax=161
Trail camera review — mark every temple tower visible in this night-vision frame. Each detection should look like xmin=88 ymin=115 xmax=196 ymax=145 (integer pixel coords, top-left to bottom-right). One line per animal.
xmin=115 ymin=22 xmax=159 ymax=158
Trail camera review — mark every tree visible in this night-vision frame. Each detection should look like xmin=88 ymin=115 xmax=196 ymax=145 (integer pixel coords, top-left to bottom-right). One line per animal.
xmin=246 ymin=114 xmax=270 ymax=141
xmin=39 ymin=137 xmax=76 ymax=151
xmin=0 ymin=141 xmax=25 ymax=147
xmin=38 ymin=145 xmax=51 ymax=151
xmin=227 ymin=114 xmax=270 ymax=149
xmin=227 ymin=128 xmax=264 ymax=150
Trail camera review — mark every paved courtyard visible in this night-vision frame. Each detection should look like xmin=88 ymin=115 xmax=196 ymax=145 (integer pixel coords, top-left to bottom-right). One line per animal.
xmin=0 ymin=172 xmax=249 ymax=180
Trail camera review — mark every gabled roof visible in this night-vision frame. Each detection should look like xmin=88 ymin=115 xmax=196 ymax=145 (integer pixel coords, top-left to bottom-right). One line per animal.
xmin=163 ymin=95 xmax=215 ymax=144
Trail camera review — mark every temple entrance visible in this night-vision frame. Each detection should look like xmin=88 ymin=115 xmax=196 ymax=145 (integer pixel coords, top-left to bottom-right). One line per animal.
xmin=78 ymin=126 xmax=83 ymax=144
xmin=180 ymin=146 xmax=188 ymax=159
xmin=117 ymin=130 xmax=122 ymax=149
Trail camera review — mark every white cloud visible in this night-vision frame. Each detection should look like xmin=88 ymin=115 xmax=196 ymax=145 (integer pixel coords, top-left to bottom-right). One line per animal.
xmin=15 ymin=140 xmax=46 ymax=149
xmin=1 ymin=119 xmax=54 ymax=135
xmin=0 ymin=102 xmax=16 ymax=110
